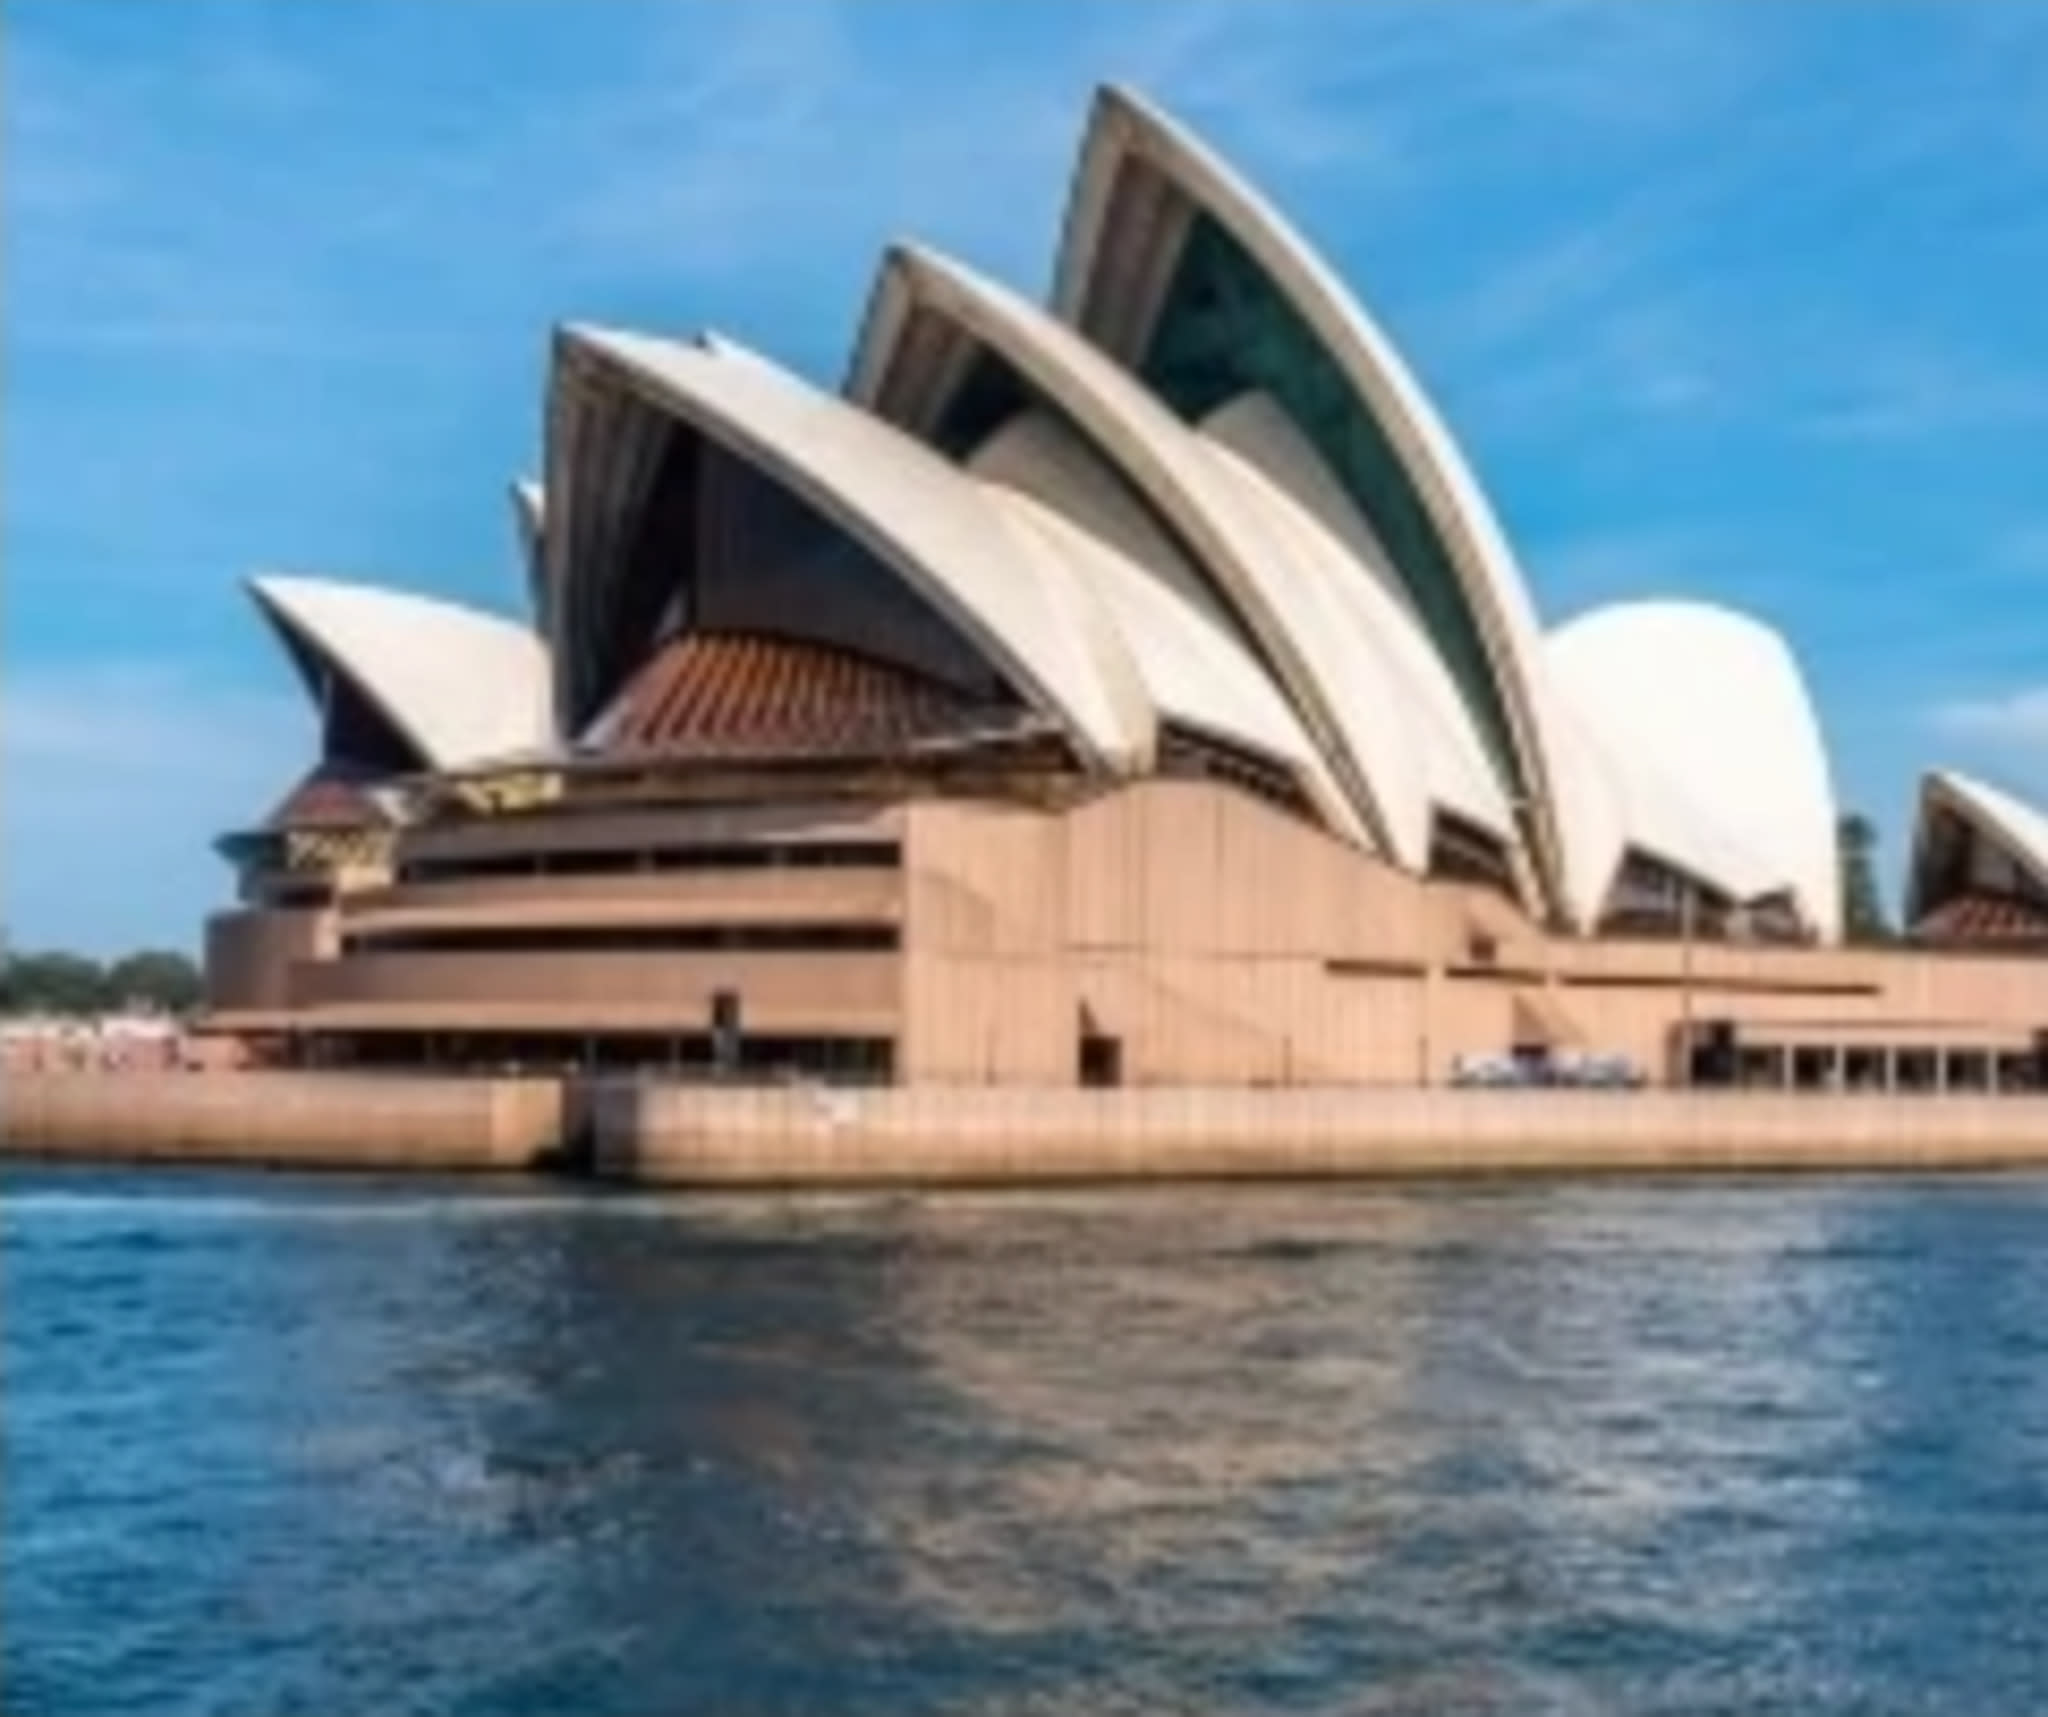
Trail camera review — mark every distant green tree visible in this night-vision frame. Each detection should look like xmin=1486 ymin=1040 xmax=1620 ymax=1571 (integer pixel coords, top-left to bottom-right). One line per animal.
xmin=0 ymin=946 xmax=204 ymax=1016
xmin=0 ymin=950 xmax=110 ymax=1016
xmin=1837 ymin=812 xmax=1894 ymax=943
xmin=104 ymin=949 xmax=204 ymax=1015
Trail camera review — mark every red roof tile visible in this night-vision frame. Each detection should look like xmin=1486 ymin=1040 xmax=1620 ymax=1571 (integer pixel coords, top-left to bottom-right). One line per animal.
xmin=1913 ymin=890 xmax=2048 ymax=946
xmin=264 ymin=766 xmax=395 ymax=831
xmin=601 ymin=631 xmax=1030 ymax=760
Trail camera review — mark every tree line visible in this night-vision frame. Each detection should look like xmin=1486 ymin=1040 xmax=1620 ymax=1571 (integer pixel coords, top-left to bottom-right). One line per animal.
xmin=0 ymin=947 xmax=204 ymax=1018
xmin=1837 ymin=812 xmax=1894 ymax=944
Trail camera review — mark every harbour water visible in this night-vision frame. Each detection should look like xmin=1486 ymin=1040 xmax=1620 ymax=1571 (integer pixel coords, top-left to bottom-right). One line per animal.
xmin=5 ymin=1166 xmax=2046 ymax=1714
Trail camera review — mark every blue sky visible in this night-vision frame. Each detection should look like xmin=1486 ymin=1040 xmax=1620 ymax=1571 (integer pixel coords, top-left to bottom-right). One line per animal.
xmin=6 ymin=0 xmax=2046 ymax=954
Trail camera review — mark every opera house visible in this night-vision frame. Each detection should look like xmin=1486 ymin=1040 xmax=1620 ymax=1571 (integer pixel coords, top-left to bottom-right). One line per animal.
xmin=202 ymin=85 xmax=2048 ymax=1093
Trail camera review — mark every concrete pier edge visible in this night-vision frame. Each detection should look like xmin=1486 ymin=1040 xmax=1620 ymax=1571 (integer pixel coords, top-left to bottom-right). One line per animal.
xmin=6 ymin=1071 xmax=2048 ymax=1184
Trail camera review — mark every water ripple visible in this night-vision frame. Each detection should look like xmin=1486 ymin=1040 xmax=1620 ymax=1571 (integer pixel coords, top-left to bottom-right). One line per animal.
xmin=5 ymin=1166 xmax=2047 ymax=1713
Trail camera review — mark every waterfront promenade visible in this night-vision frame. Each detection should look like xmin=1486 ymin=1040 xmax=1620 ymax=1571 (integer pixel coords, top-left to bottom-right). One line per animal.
xmin=6 ymin=1069 xmax=2048 ymax=1183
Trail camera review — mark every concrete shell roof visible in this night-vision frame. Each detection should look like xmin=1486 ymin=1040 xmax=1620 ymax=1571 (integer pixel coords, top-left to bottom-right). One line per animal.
xmin=247 ymin=573 xmax=554 ymax=770
xmin=1547 ymin=600 xmax=1841 ymax=933
xmin=1052 ymin=84 xmax=1603 ymax=923
xmin=1197 ymin=392 xmax=1514 ymax=848
xmin=508 ymin=479 xmax=545 ymax=623
xmin=849 ymin=242 xmax=1521 ymax=868
xmin=1917 ymin=769 xmax=2048 ymax=901
xmin=556 ymin=324 xmax=1147 ymax=771
xmin=964 ymin=409 xmax=1355 ymax=831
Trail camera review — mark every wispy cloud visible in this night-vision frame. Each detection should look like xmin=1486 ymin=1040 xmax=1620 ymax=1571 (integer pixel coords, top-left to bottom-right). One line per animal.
xmin=535 ymin=0 xmax=1084 ymax=296
xmin=2 ymin=665 xmax=310 ymax=842
xmin=1093 ymin=0 xmax=1400 ymax=177
xmin=547 ymin=3 xmax=869 ymax=270
xmin=1928 ymin=685 xmax=2048 ymax=804
xmin=1932 ymin=686 xmax=2048 ymax=751
xmin=1404 ymin=7 xmax=2048 ymax=453
xmin=6 ymin=21 xmax=423 ymax=357
xmin=1 ymin=664 xmax=308 ymax=955
xmin=1529 ymin=527 xmax=1729 ymax=616
xmin=1799 ymin=346 xmax=2048 ymax=443
xmin=1994 ymin=525 xmax=2048 ymax=578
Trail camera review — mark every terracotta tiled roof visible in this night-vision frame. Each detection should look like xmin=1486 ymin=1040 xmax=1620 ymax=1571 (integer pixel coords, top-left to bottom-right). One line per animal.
xmin=601 ymin=631 xmax=1033 ymax=760
xmin=264 ymin=766 xmax=396 ymax=831
xmin=1913 ymin=890 xmax=2048 ymax=946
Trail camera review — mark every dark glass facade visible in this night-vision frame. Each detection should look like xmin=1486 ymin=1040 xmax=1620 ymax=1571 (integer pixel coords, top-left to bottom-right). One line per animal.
xmin=568 ymin=425 xmax=701 ymax=735
xmin=1135 ymin=211 xmax=1524 ymax=796
xmin=562 ymin=378 xmax=1002 ymax=736
xmin=268 ymin=620 xmax=420 ymax=776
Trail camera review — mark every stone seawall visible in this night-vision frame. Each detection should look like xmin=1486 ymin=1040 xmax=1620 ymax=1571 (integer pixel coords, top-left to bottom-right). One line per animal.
xmin=7 ymin=1073 xmax=2048 ymax=1183
xmin=594 ymin=1082 xmax=2048 ymax=1186
xmin=0 ymin=1072 xmax=568 ymax=1172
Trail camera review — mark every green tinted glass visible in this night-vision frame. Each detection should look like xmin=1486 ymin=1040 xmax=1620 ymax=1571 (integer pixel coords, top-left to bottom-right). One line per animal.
xmin=1140 ymin=212 xmax=1524 ymax=793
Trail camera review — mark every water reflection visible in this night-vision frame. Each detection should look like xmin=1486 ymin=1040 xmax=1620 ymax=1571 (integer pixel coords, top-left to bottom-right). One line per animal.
xmin=5 ymin=1171 xmax=2047 ymax=1714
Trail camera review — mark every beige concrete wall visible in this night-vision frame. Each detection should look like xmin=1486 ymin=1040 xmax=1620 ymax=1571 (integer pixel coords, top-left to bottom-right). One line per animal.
xmin=597 ymin=1081 xmax=2048 ymax=1186
xmin=898 ymin=782 xmax=2047 ymax=1088
xmin=1548 ymin=927 xmax=2040 ymax=1017
xmin=1879 ymin=947 xmax=2048 ymax=1021
xmin=205 ymin=777 xmax=2046 ymax=1087
xmin=900 ymin=953 xmax=1077 ymax=1083
xmin=1060 ymin=778 xmax=1428 ymax=960
xmin=899 ymin=799 xmax=1068 ymax=1081
xmin=204 ymin=907 xmax=333 ymax=1012
xmin=1431 ymin=881 xmax=1553 ymax=973
xmin=903 ymin=798 xmax=1066 ymax=953
xmin=901 ymin=781 xmax=1438 ymax=1085
xmin=0 ymin=1072 xmax=567 ymax=1169
xmin=1070 ymin=952 xmax=1424 ymax=1085
xmin=1550 ymin=938 xmax=2044 ymax=1076
xmin=400 ymin=800 xmax=902 ymax=866
xmin=345 ymin=868 xmax=903 ymax=935
xmin=295 ymin=949 xmax=901 ymax=1034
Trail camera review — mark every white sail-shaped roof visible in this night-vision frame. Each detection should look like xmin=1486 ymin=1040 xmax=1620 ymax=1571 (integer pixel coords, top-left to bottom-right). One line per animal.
xmin=1910 ymin=769 xmax=2048 ymax=921
xmin=1197 ymin=392 xmax=1514 ymax=845
xmin=1943 ymin=772 xmax=2048 ymax=882
xmin=1547 ymin=601 xmax=1840 ymax=934
xmin=550 ymin=324 xmax=1147 ymax=771
xmin=247 ymin=573 xmax=553 ymax=770
xmin=509 ymin=479 xmax=545 ymax=623
xmin=965 ymin=409 xmax=1354 ymax=831
xmin=1052 ymin=84 xmax=1610 ymax=925
xmin=849 ymin=243 xmax=1529 ymax=874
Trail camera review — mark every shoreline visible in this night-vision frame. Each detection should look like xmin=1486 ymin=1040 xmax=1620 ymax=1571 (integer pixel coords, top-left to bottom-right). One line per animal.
xmin=7 ymin=1069 xmax=2048 ymax=1186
